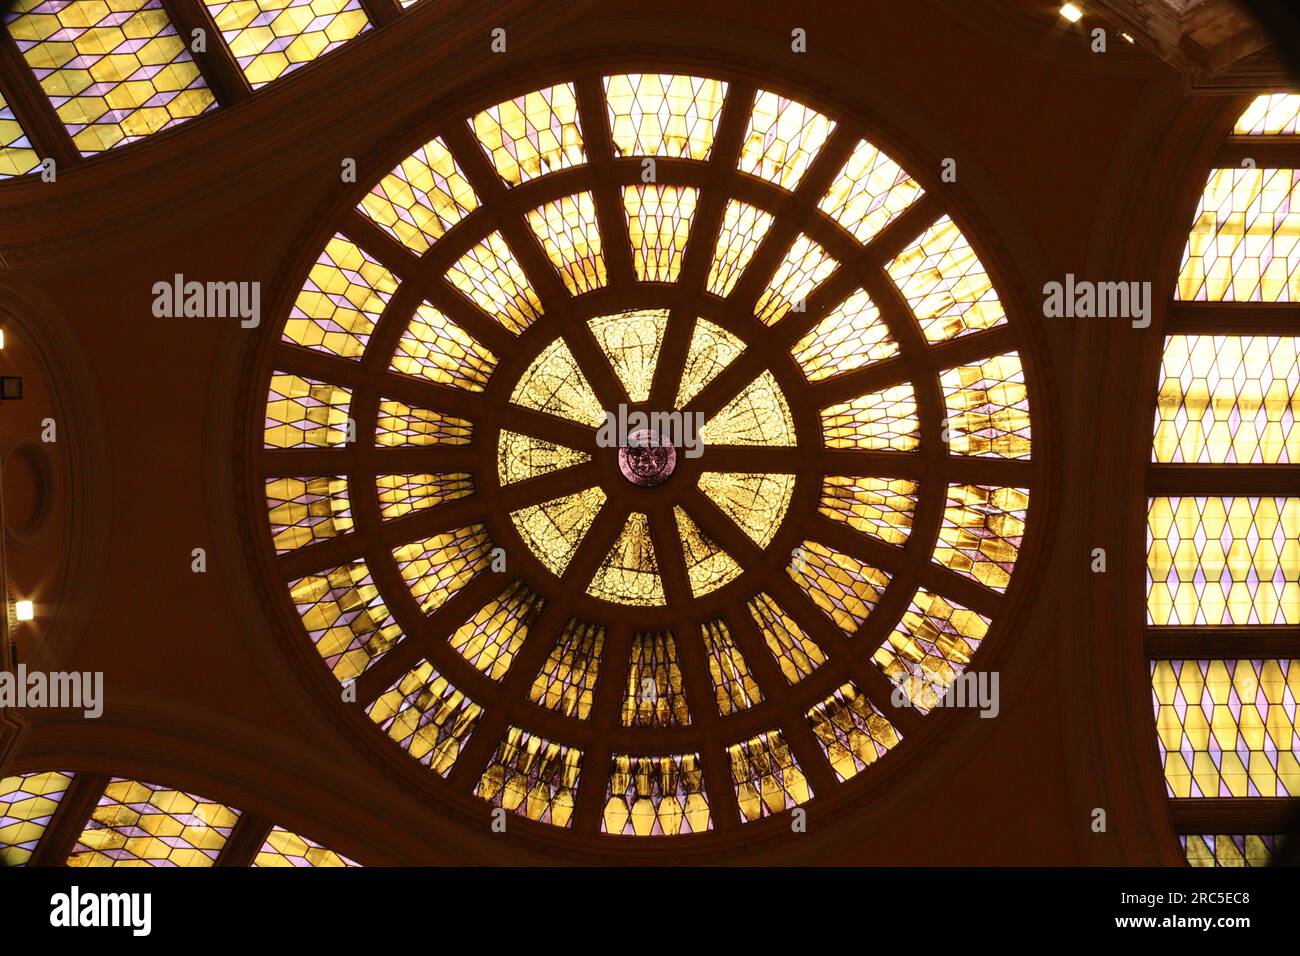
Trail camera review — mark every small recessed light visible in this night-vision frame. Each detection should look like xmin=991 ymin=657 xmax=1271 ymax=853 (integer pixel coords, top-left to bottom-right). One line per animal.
xmin=1060 ymin=3 xmax=1084 ymax=22
xmin=14 ymin=600 xmax=34 ymax=622
xmin=0 ymin=328 xmax=5 ymax=349
xmin=1121 ymin=31 xmax=1135 ymax=43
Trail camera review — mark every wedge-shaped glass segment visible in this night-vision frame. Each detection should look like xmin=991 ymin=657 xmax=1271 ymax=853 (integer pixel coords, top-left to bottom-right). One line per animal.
xmin=475 ymin=727 xmax=582 ymax=828
xmin=290 ymin=560 xmax=402 ymax=682
xmin=748 ymin=591 xmax=825 ymax=683
xmin=806 ymin=683 xmax=901 ymax=781
xmin=1147 ymin=496 xmax=1300 ymax=626
xmin=789 ymin=539 xmax=890 ymax=634
xmin=529 ymin=618 xmax=604 ymax=719
xmin=675 ymin=318 xmax=745 ymax=407
xmin=7 ymin=0 xmax=215 ymax=154
xmin=624 ymin=184 xmax=699 ymax=282
xmin=604 ymin=753 xmax=711 ymax=836
xmin=940 ymin=353 xmax=1030 ymax=458
xmin=0 ymin=771 xmax=73 ymax=866
xmin=1177 ymin=168 xmax=1300 ymax=302
xmin=472 ymin=83 xmax=584 ymax=186
xmin=510 ymin=336 xmax=606 ymax=426
xmin=511 ymin=487 xmax=606 ymax=576
xmin=68 ymin=779 xmax=238 ymax=867
xmin=874 ymin=589 xmax=989 ymax=714
xmin=755 ymin=234 xmax=838 ymax=325
xmin=527 ymin=192 xmax=607 ymax=295
xmin=368 ymin=661 xmax=481 ymax=776
xmin=266 ymin=476 xmax=352 ymax=553
xmin=253 ymin=827 xmax=359 ymax=867
xmin=820 ymin=384 xmax=919 ymax=451
xmin=204 ymin=0 xmax=369 ymax=88
xmin=737 ymin=91 xmax=835 ymax=190
xmin=588 ymin=309 xmax=668 ymax=402
xmin=391 ymin=303 xmax=497 ymax=390
xmin=701 ymin=370 xmax=796 ymax=446
xmin=1183 ymin=834 xmax=1280 ymax=868
xmin=377 ymin=473 xmax=472 ymax=519
xmin=449 ymin=579 xmax=543 ymax=681
xmin=0 ymin=93 xmax=40 ymax=178
xmin=698 ymin=472 xmax=795 ymax=548
xmin=358 ymin=135 xmax=477 ymax=253
xmin=623 ymin=631 xmax=690 ymax=727
xmin=497 ymin=430 xmax=589 ymax=485
xmin=934 ymin=484 xmax=1028 ymax=593
xmin=265 ymin=373 xmax=351 ymax=448
xmin=286 ymin=234 xmax=397 ymax=358
xmin=605 ymin=73 xmax=727 ymax=160
xmin=1154 ymin=335 xmax=1300 ymax=464
xmin=792 ymin=288 xmax=898 ymax=381
xmin=703 ymin=618 xmax=762 ymax=715
xmin=375 ymin=399 xmax=470 ymax=446
xmin=887 ymin=215 xmax=1006 ymax=342
xmin=729 ymin=730 xmax=811 ymax=822
xmin=393 ymin=525 xmax=491 ymax=616
xmin=1235 ymin=94 xmax=1300 ymax=135
xmin=818 ymin=139 xmax=923 ymax=242
xmin=446 ymin=232 xmax=542 ymax=334
xmin=675 ymin=506 xmax=743 ymax=596
xmin=588 ymin=511 xmax=666 ymax=605
xmin=706 ymin=200 xmax=775 ymax=297
xmin=819 ymin=476 xmax=917 ymax=545
xmin=1153 ymin=659 xmax=1300 ymax=798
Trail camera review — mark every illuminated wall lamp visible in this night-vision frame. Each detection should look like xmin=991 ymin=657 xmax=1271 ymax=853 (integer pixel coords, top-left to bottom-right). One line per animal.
xmin=14 ymin=600 xmax=34 ymax=622
xmin=1060 ymin=3 xmax=1083 ymax=22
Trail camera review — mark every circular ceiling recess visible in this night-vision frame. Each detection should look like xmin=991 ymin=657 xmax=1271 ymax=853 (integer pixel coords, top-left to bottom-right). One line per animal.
xmin=249 ymin=66 xmax=1041 ymax=853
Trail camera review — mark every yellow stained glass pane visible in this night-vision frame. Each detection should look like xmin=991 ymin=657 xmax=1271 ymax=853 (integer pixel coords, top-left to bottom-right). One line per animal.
xmin=375 ymin=399 xmax=471 ymax=446
xmin=587 ymin=511 xmax=666 ymax=605
xmin=1152 ymin=659 xmax=1300 ymax=798
xmin=511 ymin=486 xmax=606 ymax=576
xmin=289 ymin=560 xmax=402 ymax=682
xmin=1182 ymin=834 xmax=1280 ymax=867
xmin=253 ymin=826 xmax=358 ymax=867
xmin=819 ymin=476 xmax=917 ymax=545
xmin=703 ymin=618 xmax=762 ymax=715
xmin=748 ymin=591 xmax=825 ymax=683
xmin=448 ymin=579 xmax=543 ymax=681
xmin=789 ymin=539 xmax=889 ymax=634
xmin=605 ymin=73 xmax=727 ymax=160
xmin=623 ymin=631 xmax=690 ymax=727
xmin=358 ymin=135 xmax=478 ymax=254
xmin=820 ymin=384 xmax=919 ymax=451
xmin=806 ymin=682 xmax=901 ymax=781
xmin=700 ymin=369 xmax=796 ymax=446
xmin=674 ymin=318 xmax=746 ymax=407
xmin=266 ymin=476 xmax=352 ymax=553
xmin=368 ymin=661 xmax=482 ymax=777
xmin=0 ymin=771 xmax=73 ymax=866
xmin=737 ymin=90 xmax=835 ymax=190
xmin=391 ymin=302 xmax=496 ymax=390
xmin=0 ymin=92 xmax=40 ymax=177
xmin=698 ymin=471 xmax=795 ymax=547
xmin=1147 ymin=496 xmax=1300 ymax=626
xmin=588 ymin=309 xmax=668 ymax=403
xmin=475 ymin=727 xmax=582 ymax=827
xmin=887 ymin=215 xmax=1006 ymax=343
xmin=675 ymin=506 xmax=743 ymax=596
xmin=604 ymin=753 xmax=711 ymax=836
xmin=7 ymin=0 xmax=215 ymax=154
xmin=1235 ymin=94 xmax=1300 ymax=135
xmin=1154 ymin=335 xmax=1300 ymax=464
xmin=1178 ymin=168 xmax=1300 ymax=302
xmin=68 ymin=779 xmax=238 ymax=867
xmin=706 ymin=200 xmax=775 ymax=298
xmin=728 ymin=730 xmax=811 ymax=822
xmin=526 ymin=192 xmax=607 ymax=295
xmin=446 ymin=231 xmax=542 ymax=334
xmin=754 ymin=233 xmax=838 ymax=325
xmin=510 ymin=336 xmax=606 ymax=426
xmin=818 ymin=139 xmax=923 ymax=243
xmin=792 ymin=288 xmax=897 ymax=382
xmin=874 ymin=588 xmax=989 ymax=714
xmin=624 ymin=184 xmax=698 ymax=282
xmin=497 ymin=430 xmax=589 ymax=485
xmin=392 ymin=525 xmax=492 ymax=616
xmin=940 ymin=352 xmax=1030 ymax=459
xmin=471 ymin=83 xmax=584 ymax=186
xmin=204 ymin=0 xmax=369 ymax=88
xmin=529 ymin=618 xmax=605 ymax=720
xmin=285 ymin=234 xmax=396 ymax=358
xmin=934 ymin=484 xmax=1028 ymax=593
xmin=376 ymin=473 xmax=472 ymax=519
xmin=265 ymin=373 xmax=351 ymax=448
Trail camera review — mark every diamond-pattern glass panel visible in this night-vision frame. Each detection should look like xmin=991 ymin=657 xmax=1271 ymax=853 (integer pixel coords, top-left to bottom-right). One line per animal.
xmin=392 ymin=525 xmax=492 ymax=616
xmin=623 ymin=631 xmax=690 ymax=727
xmin=203 ymin=0 xmax=370 ymax=89
xmin=806 ymin=683 xmax=901 ymax=781
xmin=703 ymin=618 xmax=762 ymax=715
xmin=253 ymin=826 xmax=359 ymax=867
xmin=748 ymin=591 xmax=825 ymax=683
xmin=706 ymin=200 xmax=774 ymax=298
xmin=448 ymin=579 xmax=543 ymax=681
xmin=754 ymin=233 xmax=838 ymax=325
xmin=605 ymin=73 xmax=727 ymax=160
xmin=527 ymin=192 xmax=607 ymax=295
xmin=624 ymin=184 xmax=698 ymax=283
xmin=264 ymin=373 xmax=351 ymax=448
xmin=603 ymin=754 xmax=711 ymax=836
xmin=933 ymin=484 xmax=1028 ymax=593
xmin=820 ymin=384 xmax=919 ymax=451
xmin=818 ymin=139 xmax=923 ymax=243
xmin=819 ymin=476 xmax=917 ymax=546
xmin=367 ymin=661 xmax=482 ymax=775
xmin=284 ymin=233 xmax=396 ymax=358
xmin=446 ymin=231 xmax=543 ymax=334
xmin=68 ymin=779 xmax=238 ymax=867
xmin=475 ymin=728 xmax=582 ymax=828
xmin=266 ymin=475 xmax=352 ymax=553
xmin=728 ymin=730 xmax=811 ymax=822
xmin=789 ymin=539 xmax=890 ymax=634
xmin=736 ymin=90 xmax=835 ymax=190
xmin=358 ymin=134 xmax=477 ymax=254
xmin=471 ymin=83 xmax=584 ymax=186
xmin=289 ymin=560 xmax=402 ymax=682
xmin=940 ymin=353 xmax=1030 ymax=459
xmin=874 ymin=588 xmax=989 ymax=713
xmin=0 ymin=771 xmax=73 ymax=866
xmin=792 ymin=287 xmax=897 ymax=382
xmin=887 ymin=215 xmax=1006 ymax=342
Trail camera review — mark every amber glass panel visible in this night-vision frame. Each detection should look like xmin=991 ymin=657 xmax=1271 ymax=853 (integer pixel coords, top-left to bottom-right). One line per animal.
xmin=526 ymin=192 xmax=607 ymax=295
xmin=204 ymin=0 xmax=369 ymax=88
xmin=528 ymin=618 xmax=605 ymax=720
xmin=887 ymin=215 xmax=1006 ymax=342
xmin=819 ymin=476 xmax=917 ymax=545
xmin=510 ymin=336 xmax=606 ymax=426
xmin=289 ymin=560 xmax=402 ymax=682
xmin=623 ymin=631 xmax=690 ymax=727
xmin=697 ymin=471 xmax=796 ymax=547
xmin=806 ymin=683 xmax=901 ymax=781
xmin=497 ymin=430 xmax=589 ymax=485
xmin=510 ymin=486 xmax=606 ymax=576
xmin=754 ymin=234 xmax=838 ymax=325
xmin=700 ymin=370 xmax=796 ymax=446
xmin=68 ymin=779 xmax=238 ymax=867
xmin=624 ymin=184 xmax=699 ymax=282
xmin=253 ymin=827 xmax=359 ymax=867
xmin=0 ymin=92 xmax=40 ymax=177
xmin=588 ymin=512 xmax=666 ymax=605
xmin=0 ymin=771 xmax=73 ymax=866
xmin=471 ymin=83 xmax=584 ymax=186
xmin=588 ymin=309 xmax=668 ymax=402
xmin=368 ymin=661 xmax=482 ymax=775
xmin=791 ymin=287 xmax=898 ymax=382
xmin=933 ymin=484 xmax=1028 ymax=593
xmin=820 ymin=385 xmax=919 ymax=451
xmin=818 ymin=139 xmax=923 ymax=243
xmin=358 ymin=135 xmax=477 ymax=254
xmin=874 ymin=589 xmax=989 ymax=714
xmin=375 ymin=400 xmax=471 ymax=446
xmin=448 ymin=580 xmax=543 ymax=681
xmin=285 ymin=233 xmax=396 ymax=358
xmin=446 ymin=231 xmax=543 ymax=334
xmin=675 ymin=318 xmax=746 ymax=407
xmin=1182 ymin=834 xmax=1280 ymax=867
xmin=789 ymin=539 xmax=890 ymax=634
xmin=266 ymin=475 xmax=352 ymax=552
xmin=748 ymin=591 xmax=825 ymax=683
xmin=605 ymin=73 xmax=727 ymax=160
xmin=603 ymin=753 xmax=711 ymax=836
xmin=728 ymin=731 xmax=812 ymax=822
xmin=391 ymin=303 xmax=497 ymax=390
xmin=703 ymin=618 xmax=762 ymax=715
xmin=940 ymin=353 xmax=1031 ymax=459
xmin=475 ymin=728 xmax=582 ymax=827
xmin=736 ymin=90 xmax=834 ymax=189
xmin=676 ymin=506 xmax=743 ymax=596
xmin=376 ymin=473 xmax=472 ymax=519
xmin=707 ymin=200 xmax=775 ymax=298
xmin=392 ymin=525 xmax=492 ymax=616
xmin=265 ymin=373 xmax=351 ymax=448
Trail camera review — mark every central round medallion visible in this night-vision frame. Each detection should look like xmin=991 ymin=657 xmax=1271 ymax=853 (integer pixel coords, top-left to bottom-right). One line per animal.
xmin=618 ymin=428 xmax=676 ymax=487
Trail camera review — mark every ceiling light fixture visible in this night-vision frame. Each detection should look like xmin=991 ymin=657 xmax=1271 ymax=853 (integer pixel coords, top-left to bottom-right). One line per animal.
xmin=1060 ymin=3 xmax=1083 ymax=22
xmin=14 ymin=600 xmax=34 ymax=622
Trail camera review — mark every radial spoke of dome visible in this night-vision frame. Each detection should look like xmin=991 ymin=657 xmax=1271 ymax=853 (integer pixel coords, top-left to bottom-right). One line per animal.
xmin=920 ymin=324 xmax=1018 ymax=376
xmin=806 ymin=355 xmax=918 ymax=409
xmin=570 ymin=620 xmax=633 ymax=832
xmin=342 ymin=207 xmax=425 ymax=282
xmin=647 ymin=504 xmax=696 ymax=607
xmin=559 ymin=321 xmax=630 ymax=411
xmin=806 ymin=513 xmax=910 ymax=577
xmin=940 ymin=455 xmax=1034 ymax=490
xmin=702 ymin=445 xmax=815 ymax=473
xmin=813 ymin=449 xmax=926 ymax=480
xmin=858 ymin=190 xmax=945 ymax=271
xmin=574 ymin=75 xmax=636 ymax=286
xmin=648 ymin=309 xmax=699 ymax=409
xmin=486 ymin=405 xmax=598 ymax=452
xmin=274 ymin=526 xmax=369 ymax=583
xmin=559 ymin=497 xmax=629 ymax=592
xmin=683 ymin=349 xmax=768 ymax=422
xmin=260 ymin=448 xmax=354 ymax=479
xmin=1148 ymin=464 xmax=1298 ymax=496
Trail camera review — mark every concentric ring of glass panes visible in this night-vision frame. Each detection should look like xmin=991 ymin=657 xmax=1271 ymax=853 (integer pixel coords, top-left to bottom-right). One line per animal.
xmin=258 ymin=71 xmax=1035 ymax=838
